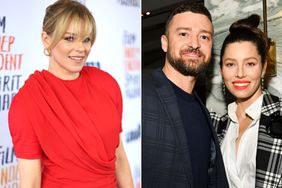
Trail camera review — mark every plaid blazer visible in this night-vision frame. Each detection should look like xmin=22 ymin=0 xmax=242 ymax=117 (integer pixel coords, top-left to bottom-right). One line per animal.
xmin=211 ymin=90 xmax=282 ymax=188
xmin=142 ymin=69 xmax=228 ymax=188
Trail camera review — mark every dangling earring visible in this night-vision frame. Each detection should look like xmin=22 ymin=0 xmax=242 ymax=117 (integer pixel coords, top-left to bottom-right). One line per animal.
xmin=44 ymin=48 xmax=51 ymax=56
xmin=261 ymin=77 xmax=264 ymax=90
xmin=222 ymin=82 xmax=226 ymax=96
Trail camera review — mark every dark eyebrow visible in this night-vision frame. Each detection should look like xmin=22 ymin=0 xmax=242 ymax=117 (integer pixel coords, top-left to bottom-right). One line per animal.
xmin=244 ymin=57 xmax=258 ymax=61
xmin=176 ymin=27 xmax=191 ymax=32
xmin=176 ymin=27 xmax=212 ymax=35
xmin=223 ymin=58 xmax=236 ymax=62
xmin=224 ymin=57 xmax=258 ymax=62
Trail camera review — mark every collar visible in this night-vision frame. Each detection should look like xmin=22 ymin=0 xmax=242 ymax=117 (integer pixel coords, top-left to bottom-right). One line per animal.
xmin=227 ymin=94 xmax=264 ymax=123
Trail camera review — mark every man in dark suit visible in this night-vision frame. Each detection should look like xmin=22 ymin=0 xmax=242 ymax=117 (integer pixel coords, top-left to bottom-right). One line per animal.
xmin=142 ymin=2 xmax=229 ymax=188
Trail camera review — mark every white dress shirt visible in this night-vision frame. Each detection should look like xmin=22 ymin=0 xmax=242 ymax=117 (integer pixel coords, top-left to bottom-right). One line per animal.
xmin=221 ymin=95 xmax=263 ymax=188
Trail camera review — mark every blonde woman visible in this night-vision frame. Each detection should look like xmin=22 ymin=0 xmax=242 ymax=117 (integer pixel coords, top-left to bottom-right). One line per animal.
xmin=8 ymin=0 xmax=133 ymax=187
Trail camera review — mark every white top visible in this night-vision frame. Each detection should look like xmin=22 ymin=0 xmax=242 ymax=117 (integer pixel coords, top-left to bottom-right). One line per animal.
xmin=221 ymin=95 xmax=263 ymax=188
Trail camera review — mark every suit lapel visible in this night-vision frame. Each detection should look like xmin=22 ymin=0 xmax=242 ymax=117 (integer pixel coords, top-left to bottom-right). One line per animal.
xmin=151 ymin=69 xmax=193 ymax=182
xmin=194 ymin=93 xmax=225 ymax=186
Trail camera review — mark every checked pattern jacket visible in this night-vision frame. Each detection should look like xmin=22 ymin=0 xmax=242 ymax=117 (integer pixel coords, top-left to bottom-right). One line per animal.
xmin=211 ymin=90 xmax=282 ymax=188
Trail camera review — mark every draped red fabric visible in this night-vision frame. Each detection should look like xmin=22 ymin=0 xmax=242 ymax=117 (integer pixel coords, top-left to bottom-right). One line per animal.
xmin=9 ymin=67 xmax=122 ymax=188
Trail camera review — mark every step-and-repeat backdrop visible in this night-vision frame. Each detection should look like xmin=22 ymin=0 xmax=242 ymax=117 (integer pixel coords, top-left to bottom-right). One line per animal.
xmin=0 ymin=0 xmax=141 ymax=187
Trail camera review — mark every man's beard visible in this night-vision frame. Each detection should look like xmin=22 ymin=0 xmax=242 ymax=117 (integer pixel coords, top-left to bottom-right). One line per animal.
xmin=167 ymin=46 xmax=210 ymax=76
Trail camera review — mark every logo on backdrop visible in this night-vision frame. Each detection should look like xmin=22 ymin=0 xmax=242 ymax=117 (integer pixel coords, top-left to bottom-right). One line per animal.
xmin=0 ymin=16 xmax=6 ymax=33
xmin=0 ymin=146 xmax=19 ymax=187
xmin=0 ymin=16 xmax=24 ymax=111
xmin=117 ymin=0 xmax=140 ymax=7
xmin=0 ymin=16 xmax=21 ymax=187
xmin=85 ymin=61 xmax=101 ymax=69
xmin=126 ymin=123 xmax=140 ymax=143
xmin=123 ymin=30 xmax=140 ymax=99
xmin=0 ymin=146 xmax=16 ymax=166
xmin=0 ymin=74 xmax=21 ymax=111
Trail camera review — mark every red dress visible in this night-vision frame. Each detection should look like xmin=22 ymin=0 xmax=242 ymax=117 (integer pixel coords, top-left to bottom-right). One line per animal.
xmin=9 ymin=66 xmax=122 ymax=188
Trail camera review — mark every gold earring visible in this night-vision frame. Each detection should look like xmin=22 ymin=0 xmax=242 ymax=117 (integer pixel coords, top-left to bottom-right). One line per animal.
xmin=44 ymin=48 xmax=51 ymax=56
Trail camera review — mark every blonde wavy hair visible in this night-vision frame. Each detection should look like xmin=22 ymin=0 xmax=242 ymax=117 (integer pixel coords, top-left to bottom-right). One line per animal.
xmin=42 ymin=0 xmax=96 ymax=51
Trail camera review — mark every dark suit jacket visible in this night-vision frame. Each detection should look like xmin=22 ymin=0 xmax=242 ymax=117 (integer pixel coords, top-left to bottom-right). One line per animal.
xmin=142 ymin=69 xmax=229 ymax=188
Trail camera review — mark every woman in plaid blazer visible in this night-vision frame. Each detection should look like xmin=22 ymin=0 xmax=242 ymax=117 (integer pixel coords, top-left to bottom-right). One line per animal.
xmin=211 ymin=14 xmax=282 ymax=188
